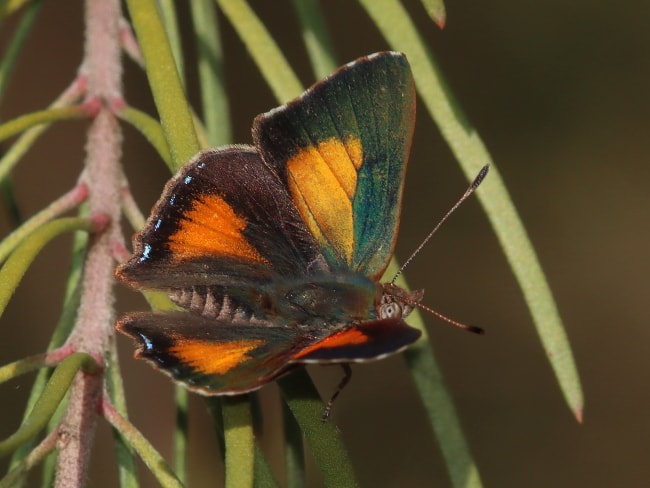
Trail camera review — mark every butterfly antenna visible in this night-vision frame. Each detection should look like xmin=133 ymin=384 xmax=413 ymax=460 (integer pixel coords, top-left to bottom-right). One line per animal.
xmin=391 ymin=165 xmax=489 ymax=285
xmin=416 ymin=302 xmax=485 ymax=335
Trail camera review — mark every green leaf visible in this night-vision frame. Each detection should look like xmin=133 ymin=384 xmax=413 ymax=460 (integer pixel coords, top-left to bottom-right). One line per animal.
xmin=282 ymin=401 xmax=305 ymax=488
xmin=103 ymin=398 xmax=183 ymax=488
xmin=0 ymin=177 xmax=22 ymax=229
xmin=106 ymin=334 xmax=138 ymax=488
xmin=222 ymin=396 xmax=255 ymax=488
xmin=0 ymin=106 xmax=87 ymax=144
xmin=173 ymin=387 xmax=189 ymax=484
xmin=190 ymin=0 xmax=232 ymax=147
xmin=290 ymin=0 xmax=338 ymax=79
xmin=0 ymin=79 xmax=84 ymax=183
xmin=216 ymin=0 xmax=303 ymax=101
xmin=253 ymin=443 xmax=281 ymax=488
xmin=359 ymin=0 xmax=583 ymax=422
xmin=8 ymin=224 xmax=87 ymax=475
xmin=279 ymin=370 xmax=358 ymax=488
xmin=0 ymin=353 xmax=97 ymax=457
xmin=418 ymin=0 xmax=446 ymax=28
xmin=385 ymin=260 xmax=482 ymax=488
xmin=0 ymin=185 xmax=88 ymax=264
xmin=0 ymin=353 xmax=49 ymax=384
xmin=157 ymin=0 xmax=186 ymax=87
xmin=0 ymin=0 xmax=42 ymax=106
xmin=0 ymin=217 xmax=94 ymax=316
xmin=116 ymin=106 xmax=172 ymax=169
xmin=0 ymin=0 xmax=31 ymax=19
xmin=0 ymin=430 xmax=57 ymax=488
xmin=125 ymin=0 xmax=200 ymax=169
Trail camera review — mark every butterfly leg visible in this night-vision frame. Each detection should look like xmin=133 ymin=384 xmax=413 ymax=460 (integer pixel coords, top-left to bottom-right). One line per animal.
xmin=321 ymin=363 xmax=352 ymax=422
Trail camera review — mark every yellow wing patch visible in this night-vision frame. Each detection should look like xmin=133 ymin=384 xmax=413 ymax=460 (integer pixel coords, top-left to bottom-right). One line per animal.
xmin=168 ymin=194 xmax=268 ymax=264
xmin=169 ymin=338 xmax=265 ymax=375
xmin=286 ymin=136 xmax=363 ymax=264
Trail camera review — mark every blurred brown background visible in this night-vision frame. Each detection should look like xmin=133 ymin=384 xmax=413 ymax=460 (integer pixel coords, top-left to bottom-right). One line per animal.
xmin=1 ymin=1 xmax=649 ymax=487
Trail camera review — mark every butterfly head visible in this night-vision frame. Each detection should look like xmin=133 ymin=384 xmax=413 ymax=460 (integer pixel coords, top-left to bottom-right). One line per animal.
xmin=378 ymin=283 xmax=424 ymax=320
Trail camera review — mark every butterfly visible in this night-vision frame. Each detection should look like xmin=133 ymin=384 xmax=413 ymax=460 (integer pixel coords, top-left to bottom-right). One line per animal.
xmin=117 ymin=51 xmax=439 ymax=412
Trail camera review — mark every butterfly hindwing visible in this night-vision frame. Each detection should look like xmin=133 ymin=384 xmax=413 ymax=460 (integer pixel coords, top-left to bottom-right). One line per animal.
xmin=290 ymin=318 xmax=421 ymax=363
xmin=253 ymin=52 xmax=416 ymax=279
xmin=117 ymin=312 xmax=421 ymax=393
xmin=117 ymin=312 xmax=321 ymax=394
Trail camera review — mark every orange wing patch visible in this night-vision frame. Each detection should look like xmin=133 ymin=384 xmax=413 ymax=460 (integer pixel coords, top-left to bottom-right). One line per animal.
xmin=286 ymin=136 xmax=363 ymax=264
xmin=168 ymin=194 xmax=268 ymax=264
xmin=292 ymin=327 xmax=368 ymax=359
xmin=168 ymin=338 xmax=265 ymax=375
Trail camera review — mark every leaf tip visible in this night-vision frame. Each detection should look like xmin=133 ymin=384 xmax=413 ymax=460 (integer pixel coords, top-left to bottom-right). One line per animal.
xmin=434 ymin=12 xmax=446 ymax=29
xmin=573 ymin=406 xmax=584 ymax=424
xmin=422 ymin=1 xmax=447 ymax=29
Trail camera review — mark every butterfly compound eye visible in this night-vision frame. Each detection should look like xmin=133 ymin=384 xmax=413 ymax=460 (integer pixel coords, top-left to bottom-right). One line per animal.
xmin=379 ymin=301 xmax=403 ymax=319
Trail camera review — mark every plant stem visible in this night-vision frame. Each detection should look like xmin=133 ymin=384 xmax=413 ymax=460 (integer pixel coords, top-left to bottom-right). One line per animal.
xmin=55 ymin=0 xmax=125 ymax=485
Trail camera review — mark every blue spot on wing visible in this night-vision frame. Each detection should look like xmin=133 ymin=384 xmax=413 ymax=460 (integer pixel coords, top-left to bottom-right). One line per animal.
xmin=139 ymin=243 xmax=152 ymax=262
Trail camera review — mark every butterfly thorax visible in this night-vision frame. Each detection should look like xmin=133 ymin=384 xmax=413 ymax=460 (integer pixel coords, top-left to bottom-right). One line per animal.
xmin=282 ymin=277 xmax=378 ymax=326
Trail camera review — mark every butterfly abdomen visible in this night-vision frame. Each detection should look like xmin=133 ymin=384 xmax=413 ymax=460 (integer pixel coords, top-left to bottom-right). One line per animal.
xmin=170 ymin=286 xmax=259 ymax=323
